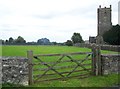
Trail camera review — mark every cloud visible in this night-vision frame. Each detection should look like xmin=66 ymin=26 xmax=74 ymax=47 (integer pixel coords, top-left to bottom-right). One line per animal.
xmin=0 ymin=0 xmax=119 ymax=42
xmin=118 ymin=1 xmax=120 ymax=25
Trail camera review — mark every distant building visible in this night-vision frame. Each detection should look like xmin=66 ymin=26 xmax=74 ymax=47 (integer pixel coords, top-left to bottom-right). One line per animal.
xmin=37 ymin=38 xmax=51 ymax=45
xmin=89 ymin=36 xmax=96 ymax=43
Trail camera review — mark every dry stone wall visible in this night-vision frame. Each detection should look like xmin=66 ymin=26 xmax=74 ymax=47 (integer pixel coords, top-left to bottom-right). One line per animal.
xmin=74 ymin=43 xmax=91 ymax=48
xmin=1 ymin=57 xmax=29 ymax=85
xmin=100 ymin=45 xmax=120 ymax=52
xmin=1 ymin=51 xmax=119 ymax=85
xmin=101 ymin=54 xmax=120 ymax=75
xmin=74 ymin=43 xmax=120 ymax=52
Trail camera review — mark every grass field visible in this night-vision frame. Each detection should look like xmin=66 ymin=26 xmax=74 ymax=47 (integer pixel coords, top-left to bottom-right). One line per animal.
xmin=1 ymin=45 xmax=92 ymax=56
xmin=1 ymin=45 xmax=117 ymax=56
xmin=1 ymin=45 xmax=119 ymax=87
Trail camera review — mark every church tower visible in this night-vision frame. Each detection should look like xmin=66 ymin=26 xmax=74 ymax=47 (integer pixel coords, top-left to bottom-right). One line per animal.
xmin=96 ymin=5 xmax=112 ymax=44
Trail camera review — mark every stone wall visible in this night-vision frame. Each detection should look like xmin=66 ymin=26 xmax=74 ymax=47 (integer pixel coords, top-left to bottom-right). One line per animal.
xmin=1 ymin=53 xmax=119 ymax=85
xmin=74 ymin=43 xmax=91 ymax=48
xmin=100 ymin=45 xmax=120 ymax=52
xmin=101 ymin=54 xmax=120 ymax=75
xmin=1 ymin=57 xmax=29 ymax=85
xmin=74 ymin=43 xmax=120 ymax=52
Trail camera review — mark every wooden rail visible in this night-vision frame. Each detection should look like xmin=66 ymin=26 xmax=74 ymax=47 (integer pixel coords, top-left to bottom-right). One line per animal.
xmin=32 ymin=59 xmax=91 ymax=65
xmin=28 ymin=51 xmax=92 ymax=85
xmin=33 ymin=68 xmax=91 ymax=78
xmin=34 ymin=52 xmax=92 ymax=57
xmin=27 ymin=44 xmax=108 ymax=85
xmin=33 ymin=63 xmax=91 ymax=71
xmin=33 ymin=73 xmax=90 ymax=83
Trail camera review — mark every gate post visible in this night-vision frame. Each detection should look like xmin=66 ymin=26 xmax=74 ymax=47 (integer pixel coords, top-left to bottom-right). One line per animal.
xmin=91 ymin=44 xmax=97 ymax=76
xmin=27 ymin=50 xmax=33 ymax=85
xmin=96 ymin=45 xmax=102 ymax=75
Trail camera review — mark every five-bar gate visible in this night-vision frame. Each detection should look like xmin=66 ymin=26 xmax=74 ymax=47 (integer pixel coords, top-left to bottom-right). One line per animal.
xmin=27 ymin=44 xmax=101 ymax=85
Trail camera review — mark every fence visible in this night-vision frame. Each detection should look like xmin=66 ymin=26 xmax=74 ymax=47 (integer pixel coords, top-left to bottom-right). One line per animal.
xmin=27 ymin=44 xmax=119 ymax=85
xmin=100 ymin=45 xmax=120 ymax=52
xmin=74 ymin=43 xmax=120 ymax=52
xmin=1 ymin=44 xmax=119 ymax=85
xmin=27 ymin=51 xmax=93 ymax=85
xmin=74 ymin=43 xmax=91 ymax=48
xmin=90 ymin=44 xmax=119 ymax=76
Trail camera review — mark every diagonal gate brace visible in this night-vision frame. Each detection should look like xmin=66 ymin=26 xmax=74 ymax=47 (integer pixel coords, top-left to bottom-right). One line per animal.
xmin=66 ymin=54 xmax=91 ymax=77
xmin=34 ymin=55 xmax=65 ymax=82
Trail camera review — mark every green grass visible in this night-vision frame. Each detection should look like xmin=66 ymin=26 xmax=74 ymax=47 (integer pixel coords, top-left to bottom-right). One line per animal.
xmin=1 ymin=45 xmax=119 ymax=87
xmin=30 ymin=74 xmax=119 ymax=87
xmin=2 ymin=45 xmax=91 ymax=56
xmin=1 ymin=45 xmax=117 ymax=57
xmin=2 ymin=74 xmax=119 ymax=87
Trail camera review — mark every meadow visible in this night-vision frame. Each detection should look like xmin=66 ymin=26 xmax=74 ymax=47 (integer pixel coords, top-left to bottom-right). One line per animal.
xmin=1 ymin=45 xmax=119 ymax=87
xmin=2 ymin=45 xmax=91 ymax=56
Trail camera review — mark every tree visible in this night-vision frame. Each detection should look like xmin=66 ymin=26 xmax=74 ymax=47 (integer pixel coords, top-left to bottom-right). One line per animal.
xmin=71 ymin=32 xmax=84 ymax=44
xmin=103 ymin=24 xmax=120 ymax=45
xmin=65 ymin=40 xmax=73 ymax=46
xmin=52 ymin=42 xmax=57 ymax=45
xmin=0 ymin=39 xmax=4 ymax=45
xmin=15 ymin=36 xmax=26 ymax=44
xmin=37 ymin=38 xmax=51 ymax=45
xmin=5 ymin=40 xmax=9 ymax=43
xmin=2 ymin=40 xmax=5 ymax=44
xmin=9 ymin=37 xmax=14 ymax=43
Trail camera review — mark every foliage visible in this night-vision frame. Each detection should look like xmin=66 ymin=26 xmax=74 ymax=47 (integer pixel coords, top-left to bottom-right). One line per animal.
xmin=5 ymin=40 xmax=9 ymax=44
xmin=71 ymin=32 xmax=84 ymax=44
xmin=51 ymin=42 xmax=57 ymax=45
xmin=103 ymin=24 xmax=120 ymax=45
xmin=1 ymin=36 xmax=66 ymax=45
xmin=15 ymin=36 xmax=26 ymax=44
xmin=0 ymin=39 xmax=5 ymax=44
xmin=37 ymin=38 xmax=51 ymax=45
xmin=65 ymin=40 xmax=73 ymax=46
xmin=8 ymin=37 xmax=14 ymax=43
xmin=2 ymin=36 xmax=26 ymax=45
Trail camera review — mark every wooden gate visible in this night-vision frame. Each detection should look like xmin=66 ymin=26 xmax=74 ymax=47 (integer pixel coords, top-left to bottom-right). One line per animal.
xmin=27 ymin=51 xmax=94 ymax=85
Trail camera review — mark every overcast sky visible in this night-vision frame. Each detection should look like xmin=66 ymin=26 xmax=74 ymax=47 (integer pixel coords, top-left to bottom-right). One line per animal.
xmin=0 ymin=0 xmax=119 ymax=42
xmin=118 ymin=1 xmax=120 ymax=25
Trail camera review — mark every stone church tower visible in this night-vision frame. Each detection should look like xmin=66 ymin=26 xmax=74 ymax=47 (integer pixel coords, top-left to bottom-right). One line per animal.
xmin=96 ymin=5 xmax=112 ymax=44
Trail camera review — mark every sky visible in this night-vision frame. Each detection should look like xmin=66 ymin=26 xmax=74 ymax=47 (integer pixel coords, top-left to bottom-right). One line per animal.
xmin=118 ymin=1 xmax=120 ymax=25
xmin=0 ymin=0 xmax=119 ymax=42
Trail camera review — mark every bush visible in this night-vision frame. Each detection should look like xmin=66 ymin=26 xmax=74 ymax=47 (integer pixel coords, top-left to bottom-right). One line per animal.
xmin=103 ymin=24 xmax=120 ymax=45
xmin=65 ymin=40 xmax=73 ymax=46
